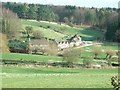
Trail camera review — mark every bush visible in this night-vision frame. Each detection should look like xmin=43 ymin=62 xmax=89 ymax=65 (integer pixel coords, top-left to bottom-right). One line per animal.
xmin=105 ymin=48 xmax=116 ymax=59
xmin=111 ymin=76 xmax=120 ymax=90
xmin=30 ymin=45 xmax=46 ymax=54
xmin=39 ymin=25 xmax=43 ymax=27
xmin=8 ymin=39 xmax=28 ymax=50
xmin=92 ymin=45 xmax=102 ymax=59
xmin=116 ymin=50 xmax=120 ymax=58
xmin=68 ymin=22 xmax=74 ymax=27
xmin=83 ymin=56 xmax=93 ymax=68
xmin=33 ymin=30 xmax=44 ymax=39
xmin=47 ymin=26 xmax=50 ymax=28
xmin=25 ymin=26 xmax=33 ymax=38
xmin=45 ymin=43 xmax=58 ymax=55
xmin=63 ymin=48 xmax=82 ymax=66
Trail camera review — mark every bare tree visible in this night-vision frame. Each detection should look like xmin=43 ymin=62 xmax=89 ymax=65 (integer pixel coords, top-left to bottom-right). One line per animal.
xmin=1 ymin=6 xmax=21 ymax=38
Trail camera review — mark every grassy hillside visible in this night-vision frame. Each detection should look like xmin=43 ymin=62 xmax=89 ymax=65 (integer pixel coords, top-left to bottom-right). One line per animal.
xmin=21 ymin=20 xmax=101 ymax=41
xmin=0 ymin=33 xmax=9 ymax=53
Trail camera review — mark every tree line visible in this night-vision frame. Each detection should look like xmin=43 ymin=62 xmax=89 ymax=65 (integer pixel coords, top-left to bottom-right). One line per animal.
xmin=2 ymin=2 xmax=120 ymax=42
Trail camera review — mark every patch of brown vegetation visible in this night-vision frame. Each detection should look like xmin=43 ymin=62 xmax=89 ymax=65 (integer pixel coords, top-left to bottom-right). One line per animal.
xmin=0 ymin=33 xmax=9 ymax=53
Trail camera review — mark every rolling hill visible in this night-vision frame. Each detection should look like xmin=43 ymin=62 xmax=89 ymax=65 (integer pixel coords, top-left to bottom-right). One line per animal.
xmin=21 ymin=19 xmax=101 ymax=41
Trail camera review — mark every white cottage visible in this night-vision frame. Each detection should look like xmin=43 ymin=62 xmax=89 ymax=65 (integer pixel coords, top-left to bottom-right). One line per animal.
xmin=57 ymin=34 xmax=82 ymax=50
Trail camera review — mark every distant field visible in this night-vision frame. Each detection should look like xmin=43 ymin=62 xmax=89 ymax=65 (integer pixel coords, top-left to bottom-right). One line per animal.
xmin=2 ymin=65 xmax=118 ymax=74
xmin=101 ymin=43 xmax=119 ymax=50
xmin=83 ymin=43 xmax=119 ymax=50
xmin=1 ymin=42 xmax=118 ymax=62
xmin=82 ymin=43 xmax=118 ymax=58
xmin=21 ymin=19 xmax=101 ymax=41
xmin=1 ymin=53 xmax=62 ymax=62
xmin=2 ymin=65 xmax=118 ymax=88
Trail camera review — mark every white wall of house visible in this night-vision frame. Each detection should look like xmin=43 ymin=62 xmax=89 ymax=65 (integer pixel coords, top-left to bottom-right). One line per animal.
xmin=58 ymin=41 xmax=82 ymax=50
xmin=58 ymin=42 xmax=69 ymax=50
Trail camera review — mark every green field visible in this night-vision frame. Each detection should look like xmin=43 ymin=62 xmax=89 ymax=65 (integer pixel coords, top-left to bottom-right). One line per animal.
xmin=2 ymin=65 xmax=118 ymax=88
xmin=1 ymin=19 xmax=119 ymax=88
xmin=83 ymin=43 xmax=119 ymax=50
xmin=1 ymin=53 xmax=62 ymax=62
xmin=1 ymin=42 xmax=118 ymax=62
xmin=21 ymin=19 xmax=101 ymax=41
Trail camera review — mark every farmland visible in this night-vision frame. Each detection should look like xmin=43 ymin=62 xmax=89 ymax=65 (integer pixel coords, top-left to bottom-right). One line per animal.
xmin=2 ymin=65 xmax=118 ymax=88
xmin=1 ymin=1 xmax=119 ymax=89
xmin=21 ymin=19 xmax=101 ymax=41
xmin=1 ymin=19 xmax=119 ymax=88
xmin=1 ymin=42 xmax=118 ymax=61
xmin=1 ymin=53 xmax=62 ymax=62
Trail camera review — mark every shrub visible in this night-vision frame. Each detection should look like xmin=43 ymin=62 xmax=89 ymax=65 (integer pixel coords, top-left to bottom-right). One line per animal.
xmin=92 ymin=45 xmax=102 ymax=59
xmin=30 ymin=45 xmax=46 ymax=54
xmin=33 ymin=30 xmax=44 ymax=39
xmin=116 ymin=50 xmax=120 ymax=58
xmin=25 ymin=26 xmax=33 ymax=38
xmin=68 ymin=22 xmax=74 ymax=27
xmin=105 ymin=48 xmax=116 ymax=59
xmin=45 ymin=43 xmax=58 ymax=56
xmin=83 ymin=56 xmax=93 ymax=68
xmin=116 ymin=50 xmax=120 ymax=65
xmin=8 ymin=39 xmax=28 ymax=50
xmin=63 ymin=48 xmax=82 ymax=66
xmin=47 ymin=26 xmax=50 ymax=28
xmin=111 ymin=76 xmax=120 ymax=90
xmin=39 ymin=25 xmax=43 ymax=27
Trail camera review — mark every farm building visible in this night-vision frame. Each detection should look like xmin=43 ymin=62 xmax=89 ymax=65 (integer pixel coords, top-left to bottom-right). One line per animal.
xmin=28 ymin=34 xmax=82 ymax=51
xmin=56 ymin=34 xmax=82 ymax=50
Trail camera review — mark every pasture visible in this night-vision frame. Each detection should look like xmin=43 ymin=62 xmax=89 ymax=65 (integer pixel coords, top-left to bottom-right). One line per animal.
xmin=1 ymin=42 xmax=118 ymax=64
xmin=21 ymin=20 xmax=101 ymax=41
xmin=2 ymin=65 xmax=118 ymax=88
xmin=1 ymin=53 xmax=62 ymax=62
xmin=82 ymin=43 xmax=119 ymax=58
xmin=1 ymin=19 xmax=119 ymax=88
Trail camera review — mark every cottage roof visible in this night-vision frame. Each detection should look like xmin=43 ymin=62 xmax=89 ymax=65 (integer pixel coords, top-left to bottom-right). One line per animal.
xmin=71 ymin=34 xmax=80 ymax=39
